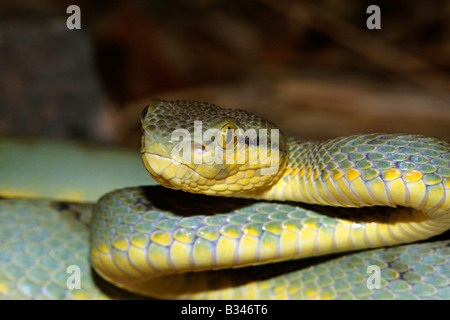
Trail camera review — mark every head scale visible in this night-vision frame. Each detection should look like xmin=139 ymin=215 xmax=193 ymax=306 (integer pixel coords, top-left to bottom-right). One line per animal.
xmin=141 ymin=99 xmax=288 ymax=196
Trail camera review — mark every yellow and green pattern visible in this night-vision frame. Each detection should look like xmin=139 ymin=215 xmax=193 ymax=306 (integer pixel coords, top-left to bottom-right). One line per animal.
xmin=1 ymin=100 xmax=449 ymax=299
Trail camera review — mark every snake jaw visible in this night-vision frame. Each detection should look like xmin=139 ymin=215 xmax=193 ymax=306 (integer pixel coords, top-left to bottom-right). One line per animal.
xmin=141 ymin=151 xmax=241 ymax=195
xmin=141 ymin=138 xmax=236 ymax=191
xmin=141 ymin=152 xmax=176 ymax=188
xmin=141 ymin=146 xmax=287 ymax=196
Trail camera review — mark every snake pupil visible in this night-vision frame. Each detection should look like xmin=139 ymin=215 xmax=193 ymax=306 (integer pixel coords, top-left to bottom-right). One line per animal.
xmin=226 ymin=128 xmax=233 ymax=145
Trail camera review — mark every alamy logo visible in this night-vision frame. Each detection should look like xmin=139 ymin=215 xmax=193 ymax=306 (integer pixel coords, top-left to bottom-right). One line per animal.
xmin=169 ymin=121 xmax=280 ymax=175
xmin=66 ymin=5 xmax=81 ymax=30
xmin=66 ymin=265 xmax=81 ymax=290
xmin=366 ymin=265 xmax=381 ymax=289
xmin=366 ymin=5 xmax=381 ymax=30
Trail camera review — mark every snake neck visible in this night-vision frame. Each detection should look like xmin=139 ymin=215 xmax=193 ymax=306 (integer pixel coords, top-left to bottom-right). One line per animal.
xmin=245 ymin=134 xmax=449 ymax=217
xmin=243 ymin=137 xmax=332 ymax=204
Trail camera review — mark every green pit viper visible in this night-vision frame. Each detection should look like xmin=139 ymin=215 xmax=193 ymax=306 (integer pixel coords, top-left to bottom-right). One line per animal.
xmin=0 ymin=99 xmax=449 ymax=299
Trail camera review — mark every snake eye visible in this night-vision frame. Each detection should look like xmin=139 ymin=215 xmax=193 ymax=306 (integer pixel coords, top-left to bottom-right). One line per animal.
xmin=141 ymin=106 xmax=150 ymax=123
xmin=219 ymin=123 xmax=238 ymax=149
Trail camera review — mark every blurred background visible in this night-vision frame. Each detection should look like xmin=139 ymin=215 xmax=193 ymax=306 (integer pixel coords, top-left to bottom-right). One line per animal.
xmin=1 ymin=0 xmax=449 ymax=148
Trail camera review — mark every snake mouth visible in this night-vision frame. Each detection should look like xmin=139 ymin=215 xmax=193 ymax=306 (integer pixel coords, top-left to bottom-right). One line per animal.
xmin=141 ymin=150 xmax=231 ymax=194
xmin=141 ymin=149 xmax=284 ymax=197
xmin=141 ymin=151 xmax=184 ymax=189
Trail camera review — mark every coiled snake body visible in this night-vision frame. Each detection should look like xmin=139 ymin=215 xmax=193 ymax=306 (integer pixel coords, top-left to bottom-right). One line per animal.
xmin=1 ymin=100 xmax=449 ymax=299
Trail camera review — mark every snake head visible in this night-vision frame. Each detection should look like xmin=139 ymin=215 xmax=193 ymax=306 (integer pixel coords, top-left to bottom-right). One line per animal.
xmin=140 ymin=99 xmax=288 ymax=196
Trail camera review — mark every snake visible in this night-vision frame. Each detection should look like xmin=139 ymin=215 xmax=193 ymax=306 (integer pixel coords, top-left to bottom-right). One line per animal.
xmin=0 ymin=99 xmax=449 ymax=299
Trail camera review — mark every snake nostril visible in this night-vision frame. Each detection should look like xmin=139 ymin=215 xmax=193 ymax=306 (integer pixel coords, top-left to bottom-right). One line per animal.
xmin=193 ymin=142 xmax=206 ymax=154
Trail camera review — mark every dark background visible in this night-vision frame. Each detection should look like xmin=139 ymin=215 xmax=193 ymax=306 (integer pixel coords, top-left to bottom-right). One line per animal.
xmin=1 ymin=0 xmax=449 ymax=148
